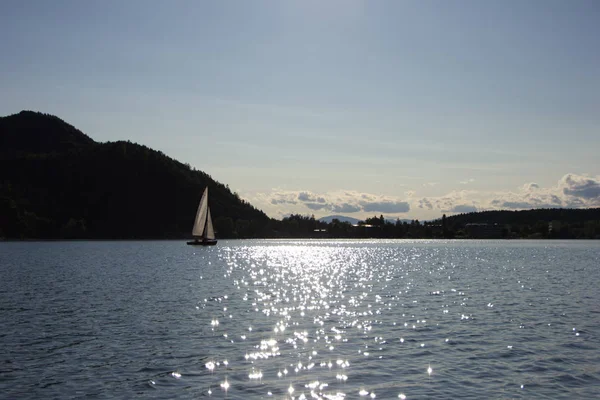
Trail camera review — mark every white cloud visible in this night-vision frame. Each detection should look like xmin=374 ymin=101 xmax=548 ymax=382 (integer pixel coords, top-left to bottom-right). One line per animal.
xmin=269 ymin=191 xmax=298 ymax=205
xmin=245 ymin=189 xmax=411 ymax=217
xmin=407 ymin=173 xmax=599 ymax=216
xmin=331 ymin=203 xmax=362 ymax=213
xmin=271 ymin=198 xmax=296 ymax=205
xmin=418 ymin=198 xmax=433 ymax=210
xmin=426 ymin=190 xmax=480 ymax=213
xmin=469 ymin=173 xmax=598 ymax=211
xmin=298 ymin=191 xmax=326 ymax=203
xmin=361 ymin=200 xmax=410 ymax=213
xmin=523 ymin=182 xmax=539 ymax=191
xmin=560 ymin=174 xmax=600 ymax=203
xmin=485 ymin=174 xmax=600 ymax=210
xmin=241 ymin=173 xmax=599 ymax=219
xmin=305 ymin=202 xmax=330 ymax=210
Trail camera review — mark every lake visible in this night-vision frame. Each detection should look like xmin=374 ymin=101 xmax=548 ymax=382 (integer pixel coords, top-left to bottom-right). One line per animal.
xmin=1 ymin=239 xmax=599 ymax=399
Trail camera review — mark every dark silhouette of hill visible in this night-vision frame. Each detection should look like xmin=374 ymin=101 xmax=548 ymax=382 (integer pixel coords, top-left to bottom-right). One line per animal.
xmin=281 ymin=209 xmax=599 ymax=239
xmin=430 ymin=209 xmax=600 ymax=239
xmin=435 ymin=208 xmax=600 ymax=227
xmin=0 ymin=111 xmax=269 ymax=239
xmin=0 ymin=111 xmax=95 ymax=156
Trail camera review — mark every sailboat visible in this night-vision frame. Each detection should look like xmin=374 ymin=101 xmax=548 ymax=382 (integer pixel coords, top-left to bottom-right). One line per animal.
xmin=187 ymin=187 xmax=217 ymax=246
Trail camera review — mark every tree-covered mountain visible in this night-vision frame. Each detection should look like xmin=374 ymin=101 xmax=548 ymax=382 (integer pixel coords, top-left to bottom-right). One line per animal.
xmin=1 ymin=111 xmax=95 ymax=156
xmin=435 ymin=208 xmax=600 ymax=227
xmin=431 ymin=209 xmax=600 ymax=239
xmin=0 ymin=111 xmax=269 ymax=239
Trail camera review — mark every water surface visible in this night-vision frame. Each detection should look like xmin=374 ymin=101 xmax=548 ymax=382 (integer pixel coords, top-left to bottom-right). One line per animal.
xmin=1 ymin=239 xmax=599 ymax=399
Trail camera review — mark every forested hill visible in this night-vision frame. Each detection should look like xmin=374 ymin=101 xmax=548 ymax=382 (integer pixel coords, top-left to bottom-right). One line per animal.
xmin=430 ymin=208 xmax=600 ymax=239
xmin=0 ymin=111 xmax=95 ymax=156
xmin=0 ymin=111 xmax=269 ymax=239
xmin=438 ymin=208 xmax=600 ymax=227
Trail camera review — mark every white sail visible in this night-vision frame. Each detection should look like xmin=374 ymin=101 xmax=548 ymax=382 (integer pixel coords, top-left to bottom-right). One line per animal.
xmin=192 ymin=187 xmax=208 ymax=237
xmin=205 ymin=208 xmax=215 ymax=240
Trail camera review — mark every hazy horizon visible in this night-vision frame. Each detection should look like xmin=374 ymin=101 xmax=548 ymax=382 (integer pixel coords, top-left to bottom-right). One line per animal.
xmin=1 ymin=0 xmax=599 ymax=221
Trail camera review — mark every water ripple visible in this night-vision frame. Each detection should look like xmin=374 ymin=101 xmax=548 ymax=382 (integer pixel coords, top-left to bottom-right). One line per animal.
xmin=0 ymin=239 xmax=599 ymax=398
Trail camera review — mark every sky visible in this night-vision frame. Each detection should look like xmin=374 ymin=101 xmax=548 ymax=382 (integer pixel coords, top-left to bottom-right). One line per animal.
xmin=1 ymin=0 xmax=599 ymax=221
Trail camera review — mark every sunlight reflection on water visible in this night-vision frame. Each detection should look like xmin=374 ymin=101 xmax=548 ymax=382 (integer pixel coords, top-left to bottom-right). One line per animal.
xmin=199 ymin=241 xmax=444 ymax=399
xmin=186 ymin=239 xmax=600 ymax=399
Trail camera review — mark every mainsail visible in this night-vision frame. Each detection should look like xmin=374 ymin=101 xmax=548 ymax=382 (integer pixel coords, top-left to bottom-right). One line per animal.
xmin=192 ymin=187 xmax=209 ymax=237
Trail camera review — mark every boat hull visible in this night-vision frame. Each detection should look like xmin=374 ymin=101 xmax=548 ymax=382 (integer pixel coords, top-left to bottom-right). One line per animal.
xmin=186 ymin=239 xmax=218 ymax=246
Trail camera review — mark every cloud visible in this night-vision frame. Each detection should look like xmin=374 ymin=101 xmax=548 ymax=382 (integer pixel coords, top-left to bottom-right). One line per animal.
xmin=450 ymin=204 xmax=477 ymax=213
xmin=305 ymin=202 xmax=330 ymax=210
xmin=271 ymin=198 xmax=297 ymax=205
xmin=425 ymin=190 xmax=479 ymax=213
xmin=493 ymin=201 xmax=533 ymax=209
xmin=489 ymin=192 xmax=564 ymax=210
xmin=459 ymin=179 xmax=475 ymax=185
xmin=270 ymin=192 xmax=298 ymax=205
xmin=561 ymin=174 xmax=600 ymax=201
xmin=241 ymin=173 xmax=600 ymax=220
xmin=360 ymin=193 xmax=376 ymax=201
xmin=361 ymin=201 xmax=410 ymax=213
xmin=297 ymin=192 xmax=311 ymax=201
xmin=418 ymin=198 xmax=433 ymax=210
xmin=298 ymin=192 xmax=326 ymax=203
xmin=485 ymin=174 xmax=600 ymax=210
xmin=331 ymin=203 xmax=362 ymax=213
xmin=255 ymin=189 xmax=412 ymax=215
